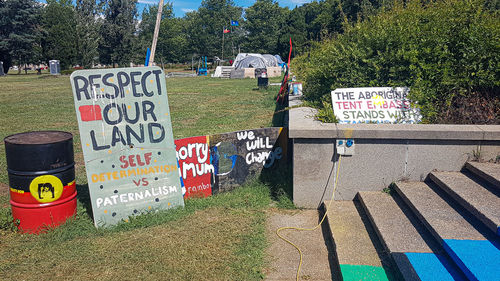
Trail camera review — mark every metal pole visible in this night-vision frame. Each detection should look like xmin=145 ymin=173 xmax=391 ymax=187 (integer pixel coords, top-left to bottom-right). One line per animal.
xmin=222 ymin=27 xmax=225 ymax=61
xmin=149 ymin=0 xmax=164 ymax=66
xmin=230 ymin=20 xmax=234 ymax=58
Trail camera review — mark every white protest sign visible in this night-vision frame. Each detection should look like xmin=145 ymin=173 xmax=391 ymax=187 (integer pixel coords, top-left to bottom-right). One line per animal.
xmin=331 ymin=87 xmax=421 ymax=124
xmin=70 ymin=67 xmax=184 ymax=227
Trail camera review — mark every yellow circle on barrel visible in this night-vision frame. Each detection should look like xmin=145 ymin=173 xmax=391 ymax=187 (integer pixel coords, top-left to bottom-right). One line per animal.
xmin=29 ymin=175 xmax=64 ymax=203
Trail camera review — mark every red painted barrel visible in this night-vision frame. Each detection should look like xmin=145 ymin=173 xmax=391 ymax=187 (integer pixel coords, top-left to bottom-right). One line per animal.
xmin=4 ymin=131 xmax=77 ymax=233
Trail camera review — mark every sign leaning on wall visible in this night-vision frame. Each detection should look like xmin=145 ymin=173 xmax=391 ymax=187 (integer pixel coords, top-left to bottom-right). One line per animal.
xmin=174 ymin=127 xmax=287 ymax=199
xmin=331 ymin=87 xmax=421 ymax=124
xmin=70 ymin=67 xmax=184 ymax=227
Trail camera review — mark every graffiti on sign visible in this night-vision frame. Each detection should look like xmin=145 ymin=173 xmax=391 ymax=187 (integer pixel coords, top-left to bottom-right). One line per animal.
xmin=175 ymin=127 xmax=287 ymax=198
xmin=70 ymin=67 xmax=184 ymax=227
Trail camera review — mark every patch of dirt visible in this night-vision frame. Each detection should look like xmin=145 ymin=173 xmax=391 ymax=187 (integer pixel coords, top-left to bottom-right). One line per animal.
xmin=0 ymin=183 xmax=10 ymax=207
xmin=265 ymin=209 xmax=334 ymax=281
xmin=0 ymin=183 xmax=8 ymax=196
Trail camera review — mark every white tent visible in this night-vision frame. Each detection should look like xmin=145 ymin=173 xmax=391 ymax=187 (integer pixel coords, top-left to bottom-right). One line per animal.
xmin=232 ymin=53 xmax=279 ymax=70
xmin=262 ymin=54 xmax=278 ymax=67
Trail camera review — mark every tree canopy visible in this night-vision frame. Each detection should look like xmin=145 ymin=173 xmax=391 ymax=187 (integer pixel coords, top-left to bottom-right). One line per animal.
xmin=2 ymin=0 xmax=497 ymax=77
xmin=0 ymin=0 xmax=41 ymax=73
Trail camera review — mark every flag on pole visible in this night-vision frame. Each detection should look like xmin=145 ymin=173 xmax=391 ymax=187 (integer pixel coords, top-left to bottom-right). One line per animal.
xmin=230 ymin=20 xmax=239 ymax=26
xmin=223 ymin=27 xmax=230 ymax=33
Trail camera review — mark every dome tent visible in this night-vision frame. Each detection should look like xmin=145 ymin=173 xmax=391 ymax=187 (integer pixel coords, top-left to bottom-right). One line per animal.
xmin=262 ymin=54 xmax=278 ymax=67
xmin=274 ymin=55 xmax=285 ymax=65
xmin=233 ymin=55 xmax=266 ymax=70
xmin=232 ymin=53 xmax=278 ymax=70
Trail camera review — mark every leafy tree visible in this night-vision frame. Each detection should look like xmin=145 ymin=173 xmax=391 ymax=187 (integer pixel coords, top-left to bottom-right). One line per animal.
xmin=299 ymin=1 xmax=323 ymax=41
xmin=242 ymin=0 xmax=288 ymax=55
xmin=184 ymin=0 xmax=242 ymax=59
xmin=0 ymin=0 xmax=42 ymax=73
xmin=157 ymin=16 xmax=190 ymax=63
xmin=41 ymin=0 xmax=78 ymax=69
xmin=294 ymin=0 xmax=500 ymax=124
xmin=136 ymin=2 xmax=189 ymax=64
xmin=276 ymin=4 xmax=308 ymax=59
xmin=135 ymin=5 xmax=157 ymax=64
xmin=99 ymin=0 xmax=138 ymax=67
xmin=314 ymin=0 xmax=343 ymax=38
xmin=75 ymin=0 xmax=103 ymax=68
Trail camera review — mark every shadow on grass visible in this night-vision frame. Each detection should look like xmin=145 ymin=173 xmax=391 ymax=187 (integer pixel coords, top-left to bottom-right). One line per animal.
xmin=76 ymin=184 xmax=94 ymax=220
xmin=259 ymin=87 xmax=293 ymax=207
xmin=260 ymin=161 xmax=294 ymax=208
xmin=272 ymin=94 xmax=287 ymax=127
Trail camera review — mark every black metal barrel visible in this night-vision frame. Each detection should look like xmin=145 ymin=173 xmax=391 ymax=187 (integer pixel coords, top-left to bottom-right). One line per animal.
xmin=4 ymin=131 xmax=77 ymax=233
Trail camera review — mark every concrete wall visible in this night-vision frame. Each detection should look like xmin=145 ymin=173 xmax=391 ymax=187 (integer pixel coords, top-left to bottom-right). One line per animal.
xmin=290 ymin=106 xmax=500 ymax=208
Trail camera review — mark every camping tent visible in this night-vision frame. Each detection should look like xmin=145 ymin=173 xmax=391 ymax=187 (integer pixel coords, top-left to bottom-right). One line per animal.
xmin=232 ymin=53 xmax=279 ymax=70
xmin=262 ymin=54 xmax=278 ymax=67
xmin=233 ymin=55 xmax=266 ymax=69
xmin=274 ymin=55 xmax=285 ymax=65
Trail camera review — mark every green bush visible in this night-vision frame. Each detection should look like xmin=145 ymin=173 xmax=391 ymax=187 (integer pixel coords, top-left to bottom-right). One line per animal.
xmin=315 ymin=100 xmax=339 ymax=123
xmin=294 ymin=0 xmax=499 ymax=123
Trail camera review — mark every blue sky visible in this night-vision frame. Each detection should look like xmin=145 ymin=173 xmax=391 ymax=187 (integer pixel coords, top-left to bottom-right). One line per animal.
xmin=136 ymin=0 xmax=314 ymax=17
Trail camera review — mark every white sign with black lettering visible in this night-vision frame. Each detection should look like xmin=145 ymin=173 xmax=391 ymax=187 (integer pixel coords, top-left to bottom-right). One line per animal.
xmin=331 ymin=87 xmax=421 ymax=124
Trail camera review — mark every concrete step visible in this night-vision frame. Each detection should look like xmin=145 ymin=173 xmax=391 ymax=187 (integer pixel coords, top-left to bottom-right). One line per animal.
xmin=430 ymin=171 xmax=500 ymax=236
xmin=323 ymin=200 xmax=394 ymax=280
xmin=465 ymin=162 xmax=500 ymax=190
xmin=358 ymin=191 xmax=465 ymax=281
xmin=394 ymin=181 xmax=500 ymax=281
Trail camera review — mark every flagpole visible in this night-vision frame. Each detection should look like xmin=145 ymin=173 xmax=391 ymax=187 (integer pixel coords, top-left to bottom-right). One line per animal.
xmin=230 ymin=19 xmax=233 ymax=58
xmin=222 ymin=26 xmax=225 ymax=62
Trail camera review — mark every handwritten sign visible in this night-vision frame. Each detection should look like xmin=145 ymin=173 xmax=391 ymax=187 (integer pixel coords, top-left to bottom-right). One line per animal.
xmin=173 ymin=128 xmax=285 ymax=198
xmin=210 ymin=128 xmax=283 ymax=193
xmin=331 ymin=87 xmax=421 ymax=124
xmin=175 ymin=136 xmax=212 ymax=198
xmin=70 ymin=67 xmax=184 ymax=227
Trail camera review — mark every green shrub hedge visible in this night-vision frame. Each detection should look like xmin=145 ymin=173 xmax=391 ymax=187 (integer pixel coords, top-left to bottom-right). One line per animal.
xmin=294 ymin=0 xmax=499 ymax=123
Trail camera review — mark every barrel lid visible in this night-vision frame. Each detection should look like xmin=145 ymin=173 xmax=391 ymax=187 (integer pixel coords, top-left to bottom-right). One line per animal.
xmin=4 ymin=131 xmax=72 ymax=145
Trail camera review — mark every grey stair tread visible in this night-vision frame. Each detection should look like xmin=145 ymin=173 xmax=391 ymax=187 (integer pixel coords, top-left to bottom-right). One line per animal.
xmin=430 ymin=171 xmax=500 ymax=235
xmin=324 ymin=200 xmax=383 ymax=267
xmin=394 ymin=181 xmax=488 ymax=241
xmin=465 ymin=162 xmax=500 ymax=189
xmin=358 ymin=191 xmax=435 ymax=253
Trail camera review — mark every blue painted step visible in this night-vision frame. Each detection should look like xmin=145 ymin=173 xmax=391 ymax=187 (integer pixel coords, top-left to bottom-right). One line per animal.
xmin=443 ymin=239 xmax=500 ymax=281
xmin=358 ymin=192 xmax=467 ymax=281
xmin=405 ymin=252 xmax=466 ymax=281
xmin=395 ymin=182 xmax=500 ymax=281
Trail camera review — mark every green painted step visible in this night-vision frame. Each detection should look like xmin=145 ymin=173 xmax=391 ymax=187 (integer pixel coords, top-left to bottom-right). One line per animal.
xmin=339 ymin=264 xmax=390 ymax=281
xmin=324 ymin=200 xmax=394 ymax=280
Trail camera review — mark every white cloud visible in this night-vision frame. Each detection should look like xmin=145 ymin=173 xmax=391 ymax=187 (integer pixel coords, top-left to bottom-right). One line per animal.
xmin=289 ymin=0 xmax=311 ymax=4
xmin=137 ymin=0 xmax=158 ymax=5
xmin=181 ymin=8 xmax=194 ymax=13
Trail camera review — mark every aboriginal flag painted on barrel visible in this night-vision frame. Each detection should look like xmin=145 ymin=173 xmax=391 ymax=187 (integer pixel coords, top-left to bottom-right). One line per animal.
xmin=70 ymin=67 xmax=184 ymax=228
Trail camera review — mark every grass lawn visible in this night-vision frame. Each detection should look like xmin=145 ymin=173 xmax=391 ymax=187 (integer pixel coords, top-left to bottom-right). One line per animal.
xmin=0 ymin=72 xmax=291 ymax=280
